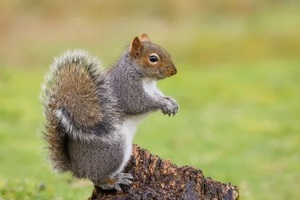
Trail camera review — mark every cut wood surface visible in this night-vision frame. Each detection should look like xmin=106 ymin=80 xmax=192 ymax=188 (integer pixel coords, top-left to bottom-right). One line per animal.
xmin=89 ymin=144 xmax=239 ymax=200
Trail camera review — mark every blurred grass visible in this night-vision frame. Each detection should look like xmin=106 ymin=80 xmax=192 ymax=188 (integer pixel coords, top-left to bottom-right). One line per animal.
xmin=0 ymin=0 xmax=300 ymax=199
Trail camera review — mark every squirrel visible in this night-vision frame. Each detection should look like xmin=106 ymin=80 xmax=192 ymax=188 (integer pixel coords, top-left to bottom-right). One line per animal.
xmin=41 ymin=33 xmax=178 ymax=191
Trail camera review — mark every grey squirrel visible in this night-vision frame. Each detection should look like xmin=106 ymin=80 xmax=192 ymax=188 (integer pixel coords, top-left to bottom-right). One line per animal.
xmin=41 ymin=33 xmax=178 ymax=191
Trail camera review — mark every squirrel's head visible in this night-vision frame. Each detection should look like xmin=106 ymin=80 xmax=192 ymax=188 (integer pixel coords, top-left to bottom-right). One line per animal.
xmin=129 ymin=33 xmax=177 ymax=79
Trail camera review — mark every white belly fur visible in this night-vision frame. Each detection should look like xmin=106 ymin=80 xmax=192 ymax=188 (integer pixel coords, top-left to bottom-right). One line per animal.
xmin=142 ymin=78 xmax=162 ymax=97
xmin=112 ymin=78 xmax=161 ymax=177
xmin=111 ymin=114 xmax=148 ymax=177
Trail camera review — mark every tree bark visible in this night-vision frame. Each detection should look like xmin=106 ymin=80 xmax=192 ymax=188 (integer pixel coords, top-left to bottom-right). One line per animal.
xmin=88 ymin=144 xmax=239 ymax=200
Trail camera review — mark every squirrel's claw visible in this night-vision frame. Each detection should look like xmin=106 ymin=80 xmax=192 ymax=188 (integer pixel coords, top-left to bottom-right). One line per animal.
xmin=115 ymin=184 xmax=122 ymax=191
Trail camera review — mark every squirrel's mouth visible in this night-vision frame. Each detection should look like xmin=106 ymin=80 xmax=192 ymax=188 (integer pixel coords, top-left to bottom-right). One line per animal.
xmin=157 ymin=76 xmax=165 ymax=80
xmin=156 ymin=72 xmax=166 ymax=80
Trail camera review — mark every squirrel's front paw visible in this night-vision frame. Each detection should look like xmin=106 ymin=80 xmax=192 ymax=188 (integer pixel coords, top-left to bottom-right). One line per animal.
xmin=161 ymin=97 xmax=179 ymax=116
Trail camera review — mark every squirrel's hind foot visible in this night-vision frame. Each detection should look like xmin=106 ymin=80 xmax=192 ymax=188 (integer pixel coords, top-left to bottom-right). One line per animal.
xmin=99 ymin=173 xmax=133 ymax=191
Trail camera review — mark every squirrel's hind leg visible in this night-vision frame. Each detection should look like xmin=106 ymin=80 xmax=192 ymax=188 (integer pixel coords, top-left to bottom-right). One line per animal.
xmin=98 ymin=173 xmax=133 ymax=191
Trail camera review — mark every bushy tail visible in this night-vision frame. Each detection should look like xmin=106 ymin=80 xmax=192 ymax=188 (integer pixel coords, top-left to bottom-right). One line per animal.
xmin=43 ymin=116 xmax=70 ymax=172
xmin=41 ymin=50 xmax=119 ymax=172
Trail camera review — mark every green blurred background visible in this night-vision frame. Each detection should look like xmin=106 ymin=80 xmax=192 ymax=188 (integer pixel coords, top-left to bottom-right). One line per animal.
xmin=0 ymin=0 xmax=299 ymax=199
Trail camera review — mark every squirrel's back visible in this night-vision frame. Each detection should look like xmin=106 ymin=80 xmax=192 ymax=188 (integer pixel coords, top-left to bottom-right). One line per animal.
xmin=41 ymin=50 xmax=121 ymax=172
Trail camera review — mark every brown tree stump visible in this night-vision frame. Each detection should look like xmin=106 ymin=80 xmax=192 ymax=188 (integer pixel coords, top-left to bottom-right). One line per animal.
xmin=88 ymin=144 xmax=239 ymax=200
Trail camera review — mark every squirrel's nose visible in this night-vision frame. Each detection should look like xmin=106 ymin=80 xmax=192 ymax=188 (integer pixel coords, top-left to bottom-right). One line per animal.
xmin=162 ymin=64 xmax=177 ymax=77
xmin=169 ymin=64 xmax=177 ymax=76
xmin=171 ymin=67 xmax=177 ymax=76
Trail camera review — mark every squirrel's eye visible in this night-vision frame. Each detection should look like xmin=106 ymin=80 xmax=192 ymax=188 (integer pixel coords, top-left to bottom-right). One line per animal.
xmin=148 ymin=53 xmax=159 ymax=64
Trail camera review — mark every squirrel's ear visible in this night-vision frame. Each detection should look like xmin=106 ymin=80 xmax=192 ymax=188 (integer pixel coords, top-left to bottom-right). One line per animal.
xmin=140 ymin=33 xmax=150 ymax=42
xmin=130 ymin=36 xmax=143 ymax=59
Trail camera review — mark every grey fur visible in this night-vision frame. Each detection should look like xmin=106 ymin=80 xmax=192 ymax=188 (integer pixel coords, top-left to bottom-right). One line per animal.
xmin=42 ymin=38 xmax=178 ymax=190
xmin=68 ymin=136 xmax=124 ymax=183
